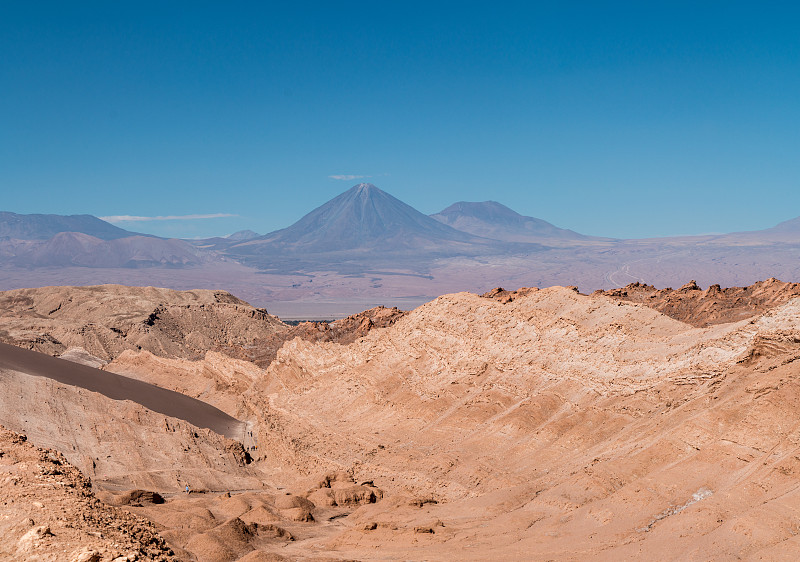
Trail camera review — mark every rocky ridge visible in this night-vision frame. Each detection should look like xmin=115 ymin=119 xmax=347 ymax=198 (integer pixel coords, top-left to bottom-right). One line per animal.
xmin=592 ymin=277 xmax=800 ymax=326
xmin=0 ymin=284 xmax=287 ymax=361
xmin=234 ymin=286 xmax=800 ymax=559
xmin=215 ymin=305 xmax=408 ymax=367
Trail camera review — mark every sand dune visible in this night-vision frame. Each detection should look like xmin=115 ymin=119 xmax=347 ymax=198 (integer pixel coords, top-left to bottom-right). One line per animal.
xmin=0 ymin=342 xmax=243 ymax=438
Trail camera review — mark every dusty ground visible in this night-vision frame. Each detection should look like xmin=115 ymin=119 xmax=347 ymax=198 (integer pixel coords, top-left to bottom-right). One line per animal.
xmin=3 ymin=280 xmax=800 ymax=559
xmin=0 ymin=425 xmax=174 ymax=561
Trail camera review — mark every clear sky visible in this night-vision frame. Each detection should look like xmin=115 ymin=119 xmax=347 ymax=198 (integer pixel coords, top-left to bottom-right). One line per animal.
xmin=2 ymin=1 xmax=799 ymax=239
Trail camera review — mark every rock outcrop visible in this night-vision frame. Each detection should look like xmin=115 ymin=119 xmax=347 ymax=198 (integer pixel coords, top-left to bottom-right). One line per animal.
xmin=0 ymin=425 xmax=174 ymax=561
xmin=593 ymin=277 xmax=800 ymax=326
xmin=6 ymin=280 xmax=800 ymax=560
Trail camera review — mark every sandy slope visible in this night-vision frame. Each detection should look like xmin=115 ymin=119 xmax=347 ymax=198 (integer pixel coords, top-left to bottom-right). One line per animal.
xmin=235 ymin=288 xmax=800 ymax=560
xmin=0 ymin=342 xmax=243 ymax=437
xmin=0 ymin=368 xmax=263 ymax=493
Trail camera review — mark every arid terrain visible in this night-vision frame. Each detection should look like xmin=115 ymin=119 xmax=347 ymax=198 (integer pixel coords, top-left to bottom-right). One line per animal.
xmin=0 ymin=425 xmax=175 ymax=561
xmin=2 ymin=279 xmax=800 ymax=560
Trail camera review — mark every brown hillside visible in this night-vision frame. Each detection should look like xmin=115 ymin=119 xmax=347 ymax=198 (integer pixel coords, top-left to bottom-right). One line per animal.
xmin=216 ymin=305 xmax=407 ymax=367
xmin=91 ymin=284 xmax=800 ymax=560
xmin=0 ymin=366 xmax=264 ymax=493
xmin=237 ymin=286 xmax=800 ymax=559
xmin=0 ymin=284 xmax=287 ymax=361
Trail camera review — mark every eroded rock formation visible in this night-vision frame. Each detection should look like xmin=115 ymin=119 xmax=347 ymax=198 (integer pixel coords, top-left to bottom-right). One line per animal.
xmin=4 ymin=280 xmax=800 ymax=560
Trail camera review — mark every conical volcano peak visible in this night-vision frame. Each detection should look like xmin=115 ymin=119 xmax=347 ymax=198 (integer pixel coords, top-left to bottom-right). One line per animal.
xmin=351 ymin=182 xmax=380 ymax=195
xmin=239 ymin=183 xmax=482 ymax=254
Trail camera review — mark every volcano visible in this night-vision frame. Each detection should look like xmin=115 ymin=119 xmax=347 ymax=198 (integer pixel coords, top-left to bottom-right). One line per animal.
xmin=231 ymin=184 xmax=495 ymax=257
xmin=431 ymin=200 xmax=594 ymax=242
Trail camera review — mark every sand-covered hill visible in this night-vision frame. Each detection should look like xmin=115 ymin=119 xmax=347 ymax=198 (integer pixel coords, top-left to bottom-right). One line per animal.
xmin=0 ymin=365 xmax=262 ymax=493
xmin=213 ymin=305 xmax=407 ymax=367
xmin=0 ymin=284 xmax=287 ymax=361
xmin=4 ymin=280 xmax=800 ymax=560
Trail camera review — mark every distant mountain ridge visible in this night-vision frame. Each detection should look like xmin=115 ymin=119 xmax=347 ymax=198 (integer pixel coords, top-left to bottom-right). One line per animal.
xmin=431 ymin=201 xmax=593 ymax=242
xmin=0 ymin=211 xmax=144 ymax=241
xmin=2 ymin=232 xmax=210 ymax=268
xmin=769 ymin=216 xmax=800 ymax=232
xmin=0 ymin=212 xmax=211 ymax=268
xmin=1 ymin=185 xmax=798 ymax=295
xmin=224 ymin=229 xmax=260 ymax=241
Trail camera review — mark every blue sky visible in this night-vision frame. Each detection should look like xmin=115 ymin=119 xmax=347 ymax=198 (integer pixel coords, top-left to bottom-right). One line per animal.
xmin=2 ymin=1 xmax=799 ymax=239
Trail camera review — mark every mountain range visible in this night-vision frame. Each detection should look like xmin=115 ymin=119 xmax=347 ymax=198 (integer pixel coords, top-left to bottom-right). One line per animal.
xmin=0 ymin=212 xmax=210 ymax=268
xmin=221 ymin=184 xmax=523 ymax=273
xmin=0 ymin=183 xmax=799 ymax=312
xmin=0 ymin=211 xmax=144 ymax=240
xmin=243 ymin=183 xmax=482 ymax=251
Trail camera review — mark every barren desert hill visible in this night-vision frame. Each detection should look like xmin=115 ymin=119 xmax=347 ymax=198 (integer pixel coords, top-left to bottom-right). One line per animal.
xmin=482 ymin=277 xmax=800 ymax=329
xmin=76 ymin=280 xmax=800 ymax=560
xmin=0 ymin=282 xmax=406 ymax=380
xmin=0 ymin=284 xmax=288 ymax=362
xmin=0 ymin=342 xmax=271 ymax=512
xmin=593 ymin=277 xmax=800 ymax=327
xmin=211 ymin=304 xmax=408 ymax=367
xmin=238 ymin=286 xmax=800 ymax=559
xmin=0 ymin=341 xmax=243 ymax=438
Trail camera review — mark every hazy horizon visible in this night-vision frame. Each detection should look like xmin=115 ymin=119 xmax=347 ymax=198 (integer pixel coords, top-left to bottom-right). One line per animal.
xmin=1 ymin=181 xmax=797 ymax=242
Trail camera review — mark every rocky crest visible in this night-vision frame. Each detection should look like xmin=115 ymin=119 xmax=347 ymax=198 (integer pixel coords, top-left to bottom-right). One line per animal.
xmin=593 ymin=277 xmax=800 ymax=326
